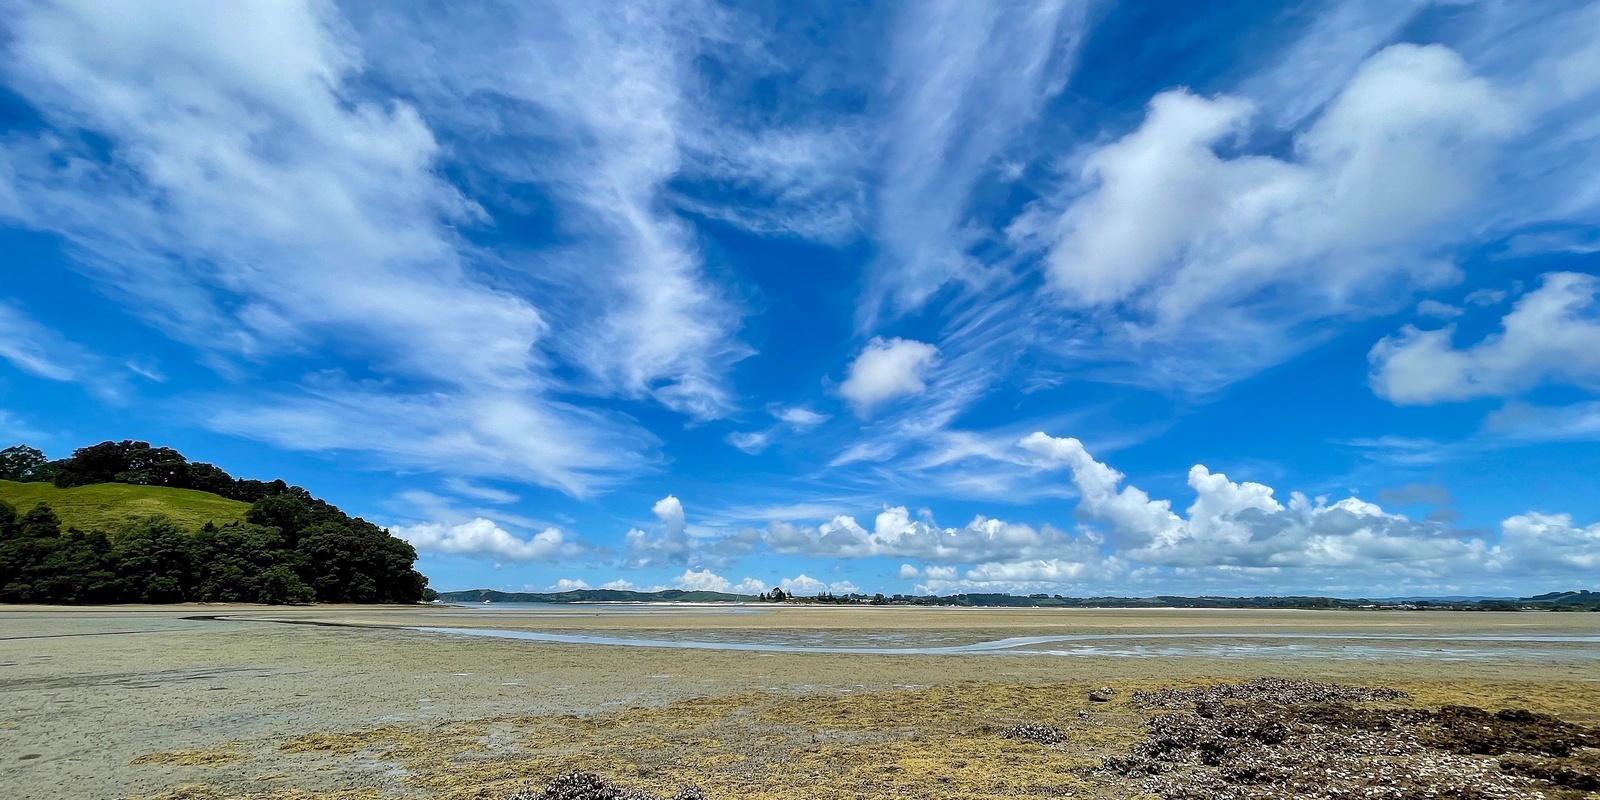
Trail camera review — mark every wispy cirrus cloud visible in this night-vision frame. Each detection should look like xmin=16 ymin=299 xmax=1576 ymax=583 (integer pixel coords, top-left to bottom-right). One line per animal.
xmin=205 ymin=383 xmax=656 ymax=497
xmin=0 ymin=408 xmax=46 ymax=444
xmin=0 ymin=300 xmax=102 ymax=385
xmin=0 ymin=0 xmax=760 ymax=493
xmin=726 ymin=404 xmax=832 ymax=455
xmin=864 ymin=0 xmax=1094 ymax=321
xmin=354 ymin=1 xmax=838 ymax=421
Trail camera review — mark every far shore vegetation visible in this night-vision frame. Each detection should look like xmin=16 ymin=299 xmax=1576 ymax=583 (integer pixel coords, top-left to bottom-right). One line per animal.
xmin=0 ymin=440 xmax=434 ymax=605
xmin=441 ymin=587 xmax=1600 ymax=611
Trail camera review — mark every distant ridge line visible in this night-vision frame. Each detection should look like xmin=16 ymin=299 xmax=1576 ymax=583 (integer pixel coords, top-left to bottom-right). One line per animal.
xmin=436 ymin=588 xmax=1600 ymax=610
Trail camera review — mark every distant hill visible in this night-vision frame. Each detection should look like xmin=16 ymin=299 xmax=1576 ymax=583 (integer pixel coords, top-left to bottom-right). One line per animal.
xmin=439 ymin=588 xmax=755 ymax=604
xmin=1526 ymin=590 xmax=1600 ymax=606
xmin=1 ymin=440 xmax=431 ymax=605
xmin=0 ymin=479 xmax=249 ymax=533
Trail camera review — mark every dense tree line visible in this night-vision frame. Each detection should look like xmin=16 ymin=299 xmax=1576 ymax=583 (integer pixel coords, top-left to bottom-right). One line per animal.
xmin=0 ymin=441 xmax=434 ymax=604
xmin=1 ymin=441 xmax=307 ymax=503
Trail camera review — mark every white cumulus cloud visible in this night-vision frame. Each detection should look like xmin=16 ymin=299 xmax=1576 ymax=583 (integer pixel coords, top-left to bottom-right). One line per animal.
xmin=669 ymin=569 xmax=767 ymax=595
xmin=1029 ymin=43 xmax=1524 ymax=389
xmin=623 ymin=494 xmax=691 ymax=568
xmin=765 ymin=509 xmax=1088 ymax=565
xmin=1370 ymin=272 xmax=1600 ymax=404
xmin=393 ymin=519 xmax=586 ymax=563
xmin=731 ymin=577 xmax=768 ymax=595
xmin=1047 ymin=44 xmax=1518 ymax=322
xmin=774 ymin=574 xmax=857 ymax=595
xmin=674 ymin=568 xmax=731 ymax=593
xmin=1020 ymin=432 xmax=1493 ymax=575
xmin=838 ymin=337 xmax=939 ymax=416
xmin=1500 ymin=513 xmax=1600 ymax=572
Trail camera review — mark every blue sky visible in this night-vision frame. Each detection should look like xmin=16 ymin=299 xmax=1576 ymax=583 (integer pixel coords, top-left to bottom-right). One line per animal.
xmin=3 ymin=0 xmax=1600 ymax=598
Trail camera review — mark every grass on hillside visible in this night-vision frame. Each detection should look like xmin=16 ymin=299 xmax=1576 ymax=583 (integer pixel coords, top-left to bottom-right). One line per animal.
xmin=0 ymin=480 xmax=249 ymax=534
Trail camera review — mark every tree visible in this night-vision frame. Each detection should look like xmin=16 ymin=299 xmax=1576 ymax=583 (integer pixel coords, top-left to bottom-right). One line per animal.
xmin=226 ymin=478 xmax=290 ymax=504
xmin=52 ymin=441 xmax=135 ymax=487
xmin=0 ymin=499 xmax=17 ymax=541
xmin=296 ymin=521 xmax=382 ymax=603
xmin=112 ymin=516 xmax=194 ymax=602
xmin=246 ymin=493 xmax=314 ymax=544
xmin=0 ymin=445 xmax=49 ymax=482
xmin=185 ymin=462 xmax=237 ymax=496
xmin=189 ymin=523 xmax=292 ymax=602
xmin=19 ymin=504 xmax=62 ymax=538
xmin=0 ymin=503 xmax=117 ymax=603
xmin=31 ymin=530 xmax=117 ymax=603
xmin=117 ymin=445 xmax=190 ymax=487
xmin=51 ymin=440 xmax=193 ymax=489
xmin=257 ymin=565 xmax=315 ymax=605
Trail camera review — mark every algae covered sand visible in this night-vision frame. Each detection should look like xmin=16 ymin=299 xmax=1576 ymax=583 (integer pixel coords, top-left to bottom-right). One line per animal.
xmin=3 ymin=605 xmax=1599 ymax=799
xmin=120 ymin=678 xmax=1600 ymax=800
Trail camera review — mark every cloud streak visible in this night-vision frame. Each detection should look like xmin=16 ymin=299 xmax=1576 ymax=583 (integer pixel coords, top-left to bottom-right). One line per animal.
xmin=0 ymin=300 xmax=104 ymax=386
xmin=867 ymin=0 xmax=1093 ymax=319
xmin=0 ymin=0 xmax=761 ymax=493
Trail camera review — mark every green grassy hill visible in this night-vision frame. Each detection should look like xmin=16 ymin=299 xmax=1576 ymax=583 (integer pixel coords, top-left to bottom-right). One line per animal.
xmin=0 ymin=480 xmax=249 ymax=533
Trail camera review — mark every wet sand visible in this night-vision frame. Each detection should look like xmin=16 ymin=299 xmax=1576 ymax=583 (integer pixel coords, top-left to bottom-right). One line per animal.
xmin=3 ymin=604 xmax=1599 ymax=799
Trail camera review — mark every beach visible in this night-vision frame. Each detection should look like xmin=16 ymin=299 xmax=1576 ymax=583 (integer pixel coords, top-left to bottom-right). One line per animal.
xmin=4 ymin=604 xmax=1599 ymax=799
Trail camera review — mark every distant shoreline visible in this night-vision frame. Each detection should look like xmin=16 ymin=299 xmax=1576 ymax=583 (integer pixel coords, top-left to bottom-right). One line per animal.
xmin=439 ymin=587 xmax=1600 ymax=611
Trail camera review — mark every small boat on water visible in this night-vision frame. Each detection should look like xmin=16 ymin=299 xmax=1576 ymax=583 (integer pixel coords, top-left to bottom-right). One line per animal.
xmin=482 ymin=599 xmax=492 ymax=604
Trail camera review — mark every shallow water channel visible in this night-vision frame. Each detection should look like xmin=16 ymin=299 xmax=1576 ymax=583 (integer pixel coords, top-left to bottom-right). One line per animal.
xmin=412 ymin=625 xmax=1600 ymax=662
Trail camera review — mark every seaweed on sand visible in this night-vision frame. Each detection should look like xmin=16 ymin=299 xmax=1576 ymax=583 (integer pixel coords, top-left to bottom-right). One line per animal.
xmin=507 ymin=771 xmax=706 ymax=800
xmin=1106 ymin=680 xmax=1600 ymax=800
xmin=1500 ymin=751 xmax=1600 ymax=791
xmin=1428 ymin=706 xmax=1600 ymax=757
xmin=999 ymin=723 xmax=1067 ymax=745
xmin=124 ymin=679 xmax=1600 ymax=800
xmin=1128 ymin=677 xmax=1410 ymax=710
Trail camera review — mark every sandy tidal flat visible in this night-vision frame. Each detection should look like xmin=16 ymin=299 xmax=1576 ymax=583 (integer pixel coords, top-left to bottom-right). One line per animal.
xmin=3 ymin=604 xmax=1599 ymax=799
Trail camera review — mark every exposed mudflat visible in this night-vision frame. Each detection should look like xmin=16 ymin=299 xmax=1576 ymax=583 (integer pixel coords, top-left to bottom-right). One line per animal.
xmin=2 ymin=604 xmax=1598 ymax=799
